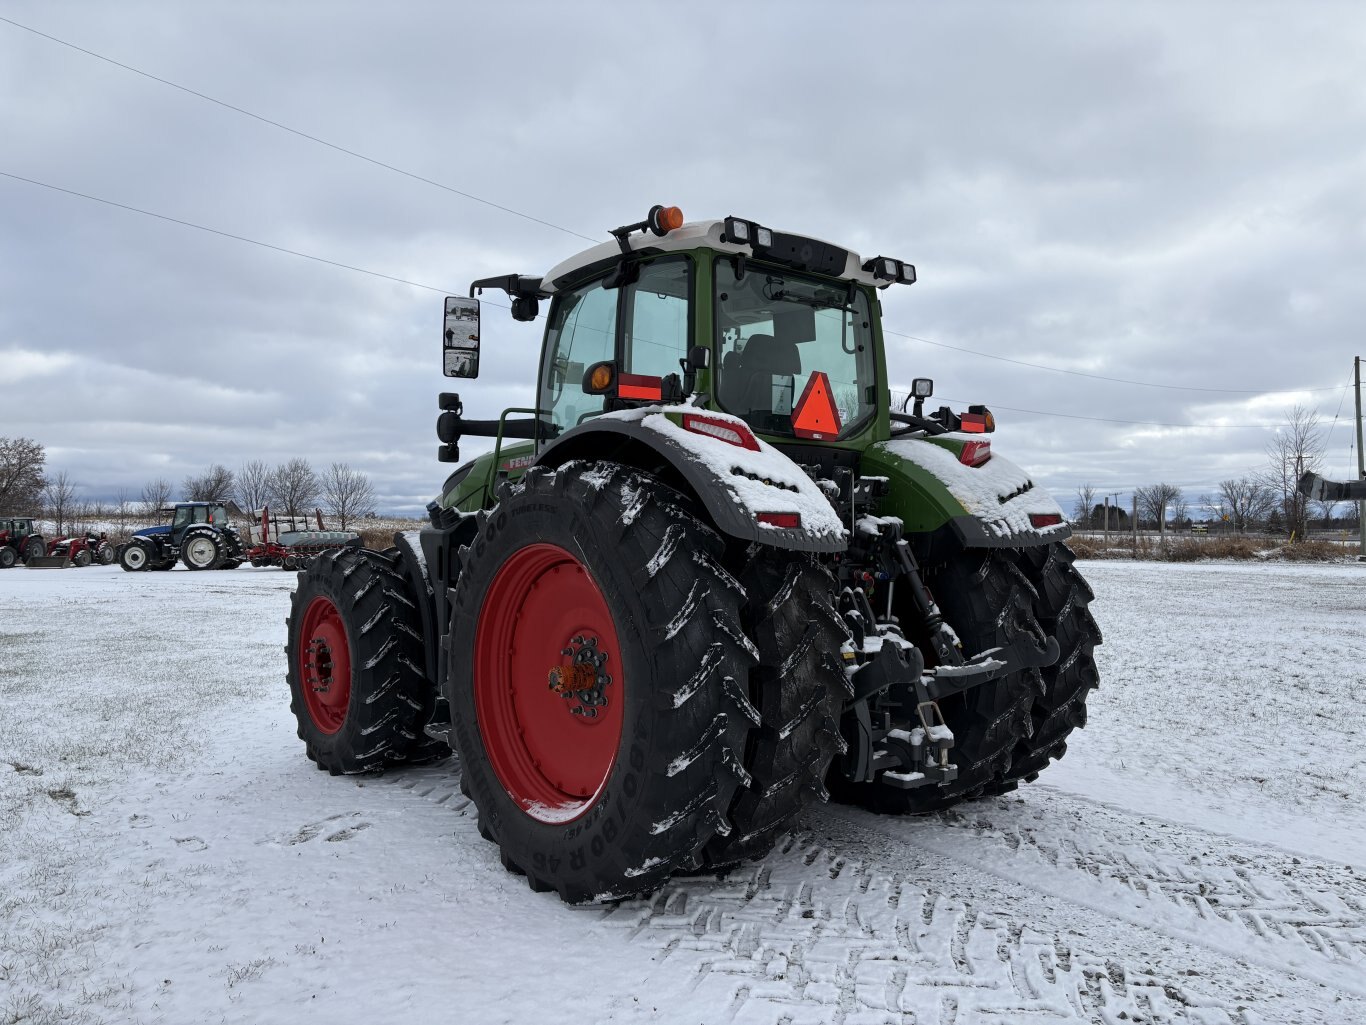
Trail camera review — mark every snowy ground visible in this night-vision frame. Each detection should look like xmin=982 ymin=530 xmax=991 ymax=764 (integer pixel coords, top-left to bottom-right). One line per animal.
xmin=1 ymin=558 xmax=1363 ymax=1025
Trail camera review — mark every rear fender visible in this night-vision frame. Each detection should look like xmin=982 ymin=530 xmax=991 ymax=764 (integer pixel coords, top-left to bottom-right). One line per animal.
xmin=861 ymin=436 xmax=1070 ymax=560
xmin=533 ymin=410 xmax=847 ymax=553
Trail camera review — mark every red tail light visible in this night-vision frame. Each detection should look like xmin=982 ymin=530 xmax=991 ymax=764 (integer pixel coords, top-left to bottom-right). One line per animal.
xmin=756 ymin=512 xmax=801 ymax=529
xmin=681 ymin=413 xmax=760 ymax=450
xmin=617 ymin=373 xmax=663 ymax=401
xmin=1030 ymin=513 xmax=1063 ymax=528
xmin=958 ymin=440 xmax=992 ymax=468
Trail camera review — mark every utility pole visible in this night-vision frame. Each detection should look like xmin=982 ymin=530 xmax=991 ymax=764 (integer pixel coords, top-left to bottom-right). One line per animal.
xmin=1132 ymin=494 xmax=1139 ymax=558
xmin=1355 ymin=355 xmax=1364 ymax=559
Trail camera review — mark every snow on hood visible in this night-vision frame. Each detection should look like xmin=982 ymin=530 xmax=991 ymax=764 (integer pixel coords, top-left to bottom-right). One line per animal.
xmin=597 ymin=405 xmax=847 ymax=540
xmin=878 ymin=435 xmax=1066 ymax=538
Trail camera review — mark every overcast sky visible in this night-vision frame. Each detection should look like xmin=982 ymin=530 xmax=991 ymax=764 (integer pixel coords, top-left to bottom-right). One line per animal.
xmin=3 ymin=1 xmax=1364 ymax=518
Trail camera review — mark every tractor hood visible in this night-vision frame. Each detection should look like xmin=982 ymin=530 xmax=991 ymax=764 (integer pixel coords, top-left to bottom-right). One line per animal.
xmin=133 ymin=525 xmax=172 ymax=539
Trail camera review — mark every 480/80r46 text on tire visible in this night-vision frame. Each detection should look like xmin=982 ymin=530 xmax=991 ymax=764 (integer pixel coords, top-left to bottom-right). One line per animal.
xmin=447 ymin=463 xmax=758 ymax=904
xmin=285 ymin=546 xmax=446 ymax=774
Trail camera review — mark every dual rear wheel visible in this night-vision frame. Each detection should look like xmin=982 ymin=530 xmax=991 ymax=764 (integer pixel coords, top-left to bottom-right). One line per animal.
xmin=284 ymin=463 xmax=1098 ymax=902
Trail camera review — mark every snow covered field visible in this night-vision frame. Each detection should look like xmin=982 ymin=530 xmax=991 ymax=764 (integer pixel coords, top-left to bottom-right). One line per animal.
xmin=1 ymin=558 xmax=1363 ymax=1025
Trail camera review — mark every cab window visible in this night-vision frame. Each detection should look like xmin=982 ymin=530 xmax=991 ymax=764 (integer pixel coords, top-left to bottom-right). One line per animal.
xmin=539 ymin=277 xmax=618 ymax=433
xmin=538 ymin=257 xmax=693 ymax=435
xmin=623 ymin=258 xmax=690 ymax=379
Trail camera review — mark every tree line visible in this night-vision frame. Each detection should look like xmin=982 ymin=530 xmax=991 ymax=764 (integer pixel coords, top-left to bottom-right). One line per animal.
xmin=1073 ymin=405 xmax=1358 ymax=538
xmin=0 ymin=437 xmax=378 ymax=536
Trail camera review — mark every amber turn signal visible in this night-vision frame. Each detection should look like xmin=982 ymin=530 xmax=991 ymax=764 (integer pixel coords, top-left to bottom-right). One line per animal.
xmin=583 ymin=361 xmax=616 ymax=394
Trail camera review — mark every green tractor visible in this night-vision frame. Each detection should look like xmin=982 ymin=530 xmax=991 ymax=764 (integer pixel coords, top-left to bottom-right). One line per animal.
xmin=285 ymin=206 xmax=1101 ymax=902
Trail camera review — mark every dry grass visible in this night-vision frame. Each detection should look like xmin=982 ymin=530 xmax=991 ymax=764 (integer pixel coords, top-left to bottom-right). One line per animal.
xmin=1067 ymin=534 xmax=1356 ymax=563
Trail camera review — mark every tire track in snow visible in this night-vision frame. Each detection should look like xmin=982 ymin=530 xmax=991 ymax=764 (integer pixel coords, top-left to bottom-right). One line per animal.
xmin=378 ymin=763 xmax=1359 ymax=1023
xmin=849 ymin=790 xmax=1366 ymax=987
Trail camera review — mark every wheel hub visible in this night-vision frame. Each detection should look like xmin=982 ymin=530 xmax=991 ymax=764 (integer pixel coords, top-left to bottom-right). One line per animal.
xmin=547 ymin=634 xmax=611 ymax=718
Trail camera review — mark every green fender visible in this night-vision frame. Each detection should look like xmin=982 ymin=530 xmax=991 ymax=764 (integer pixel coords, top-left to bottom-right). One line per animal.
xmin=860 ymin=435 xmax=1071 ymax=553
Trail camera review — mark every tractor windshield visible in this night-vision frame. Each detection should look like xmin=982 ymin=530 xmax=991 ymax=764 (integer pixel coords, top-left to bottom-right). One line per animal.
xmin=715 ymin=257 xmax=876 ymax=439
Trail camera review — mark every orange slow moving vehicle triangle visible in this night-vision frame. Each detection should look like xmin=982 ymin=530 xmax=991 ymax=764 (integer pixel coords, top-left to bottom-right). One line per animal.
xmin=791 ymin=371 xmax=842 ymax=440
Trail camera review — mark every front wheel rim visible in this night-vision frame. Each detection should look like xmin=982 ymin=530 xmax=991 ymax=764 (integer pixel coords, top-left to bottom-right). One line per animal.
xmin=474 ymin=543 xmax=624 ymax=824
xmin=298 ymin=596 xmax=352 ymax=734
xmin=126 ymin=546 xmax=147 ymax=569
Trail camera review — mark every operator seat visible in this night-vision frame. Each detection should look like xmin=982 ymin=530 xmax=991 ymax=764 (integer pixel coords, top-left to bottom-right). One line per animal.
xmin=735 ymin=333 xmax=800 ymax=415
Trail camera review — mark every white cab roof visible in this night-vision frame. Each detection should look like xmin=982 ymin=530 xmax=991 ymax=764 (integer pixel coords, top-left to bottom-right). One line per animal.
xmin=540 ymin=218 xmax=893 ymax=293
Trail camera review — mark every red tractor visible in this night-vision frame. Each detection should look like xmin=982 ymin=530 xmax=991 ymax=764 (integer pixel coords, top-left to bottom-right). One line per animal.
xmin=0 ymin=517 xmax=46 ymax=568
xmin=42 ymin=532 xmax=116 ymax=567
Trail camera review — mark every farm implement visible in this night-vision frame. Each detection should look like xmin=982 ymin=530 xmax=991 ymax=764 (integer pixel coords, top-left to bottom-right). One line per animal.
xmin=244 ymin=506 xmax=360 ymax=569
xmin=283 ymin=206 xmax=1102 ymax=902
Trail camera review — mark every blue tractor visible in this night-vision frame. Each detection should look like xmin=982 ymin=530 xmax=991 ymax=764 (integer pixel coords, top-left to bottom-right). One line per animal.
xmin=118 ymin=502 xmax=245 ymax=572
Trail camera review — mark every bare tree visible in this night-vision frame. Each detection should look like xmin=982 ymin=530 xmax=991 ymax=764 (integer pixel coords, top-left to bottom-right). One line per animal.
xmin=1259 ymin=405 xmax=1323 ymax=542
xmin=270 ymin=458 xmax=319 ymax=518
xmin=236 ymin=459 xmax=273 ymax=515
xmin=141 ymin=477 xmax=173 ymax=519
xmin=43 ymin=470 xmax=78 ymax=537
xmin=0 ymin=436 xmax=47 ymax=514
xmin=1218 ymin=476 xmax=1275 ymax=532
xmin=182 ymin=463 xmax=236 ymax=504
xmin=1073 ymin=485 xmax=1097 ymax=528
xmin=1312 ymin=497 xmax=1342 ymax=529
xmin=321 ymin=462 xmax=376 ymax=530
xmin=1136 ymin=483 xmax=1182 ymax=535
xmin=1170 ymin=494 xmax=1190 ymax=530
xmin=113 ymin=485 xmax=134 ymax=535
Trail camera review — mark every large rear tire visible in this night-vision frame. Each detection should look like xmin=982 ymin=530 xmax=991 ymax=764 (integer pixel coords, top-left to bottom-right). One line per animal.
xmin=181 ymin=530 xmax=224 ymax=571
xmin=700 ymin=549 xmax=849 ymax=868
xmin=447 ymin=463 xmax=757 ymax=903
xmin=285 ymin=547 xmax=445 ymax=774
xmin=994 ymin=542 xmax=1101 ymax=784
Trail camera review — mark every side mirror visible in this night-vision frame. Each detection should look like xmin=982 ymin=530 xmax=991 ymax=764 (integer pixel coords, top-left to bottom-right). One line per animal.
xmin=443 ymin=296 xmax=481 ymax=378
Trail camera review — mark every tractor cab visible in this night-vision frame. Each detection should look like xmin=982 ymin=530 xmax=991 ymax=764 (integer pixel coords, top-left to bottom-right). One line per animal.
xmin=445 ymin=206 xmax=913 ymax=455
xmin=157 ymin=502 xmax=231 ymax=541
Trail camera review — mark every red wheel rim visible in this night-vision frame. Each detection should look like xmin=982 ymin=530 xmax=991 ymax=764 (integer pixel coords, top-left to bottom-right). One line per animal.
xmin=298 ymin=596 xmax=352 ymax=735
xmin=474 ymin=543 xmax=624 ymax=824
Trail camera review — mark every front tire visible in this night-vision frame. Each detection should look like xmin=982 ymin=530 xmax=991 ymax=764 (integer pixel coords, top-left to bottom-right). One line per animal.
xmin=285 ymin=547 xmax=445 ymax=774
xmin=448 ymin=464 xmax=757 ymax=903
xmin=0 ymin=547 xmax=16 ymax=569
xmin=73 ymin=549 xmax=91 ymax=568
xmin=119 ymin=541 xmax=152 ymax=572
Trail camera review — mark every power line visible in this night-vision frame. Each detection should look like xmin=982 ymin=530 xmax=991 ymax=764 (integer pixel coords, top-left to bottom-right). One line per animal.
xmin=884 ymin=327 xmax=1341 ymax=395
xmin=0 ymin=170 xmax=462 ymax=295
xmin=5 ymin=15 xmax=1344 ymax=401
xmin=0 ymin=14 xmax=600 ymax=244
